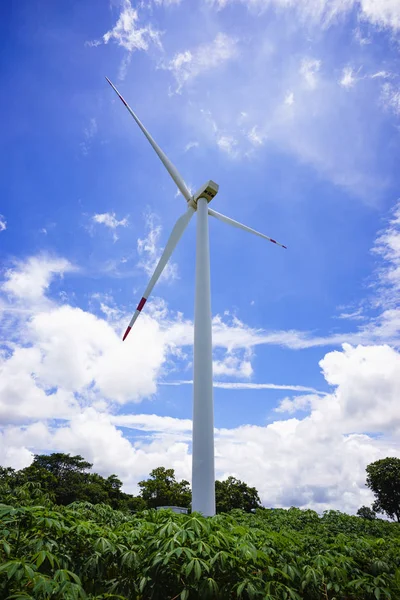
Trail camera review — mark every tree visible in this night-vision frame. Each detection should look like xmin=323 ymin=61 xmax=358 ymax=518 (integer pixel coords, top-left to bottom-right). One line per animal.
xmin=0 ymin=454 xmax=147 ymax=511
xmin=215 ymin=476 xmax=262 ymax=513
xmin=366 ymin=457 xmax=400 ymax=522
xmin=138 ymin=467 xmax=191 ymax=509
xmin=357 ymin=506 xmax=376 ymax=520
xmin=22 ymin=453 xmax=92 ymax=505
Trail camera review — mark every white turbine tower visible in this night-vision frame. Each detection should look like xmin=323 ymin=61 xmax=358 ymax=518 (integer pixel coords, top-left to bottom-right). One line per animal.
xmin=106 ymin=77 xmax=287 ymax=517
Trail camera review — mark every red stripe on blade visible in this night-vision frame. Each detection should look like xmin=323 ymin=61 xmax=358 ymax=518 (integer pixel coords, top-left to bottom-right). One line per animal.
xmin=137 ymin=297 xmax=147 ymax=311
xmin=282 ymin=245 xmax=287 ymax=249
xmin=270 ymin=239 xmax=277 ymax=244
xmin=122 ymin=326 xmax=131 ymax=341
xmin=119 ymin=95 xmax=127 ymax=106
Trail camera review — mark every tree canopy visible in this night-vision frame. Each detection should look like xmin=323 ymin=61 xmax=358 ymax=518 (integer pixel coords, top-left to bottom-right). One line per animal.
xmin=1 ymin=455 xmax=265 ymax=515
xmin=366 ymin=457 xmax=400 ymax=522
xmin=0 ymin=453 xmax=144 ymax=511
xmin=215 ymin=476 xmax=262 ymax=513
xmin=138 ymin=466 xmax=191 ymax=509
xmin=356 ymin=505 xmax=376 ymax=520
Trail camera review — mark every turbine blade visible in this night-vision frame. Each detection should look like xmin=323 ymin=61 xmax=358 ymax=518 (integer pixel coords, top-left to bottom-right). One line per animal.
xmin=208 ymin=208 xmax=287 ymax=249
xmin=122 ymin=206 xmax=195 ymax=341
xmin=105 ymin=77 xmax=192 ymax=203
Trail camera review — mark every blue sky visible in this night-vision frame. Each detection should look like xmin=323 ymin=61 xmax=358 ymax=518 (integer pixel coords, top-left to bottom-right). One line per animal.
xmin=1 ymin=0 xmax=400 ymax=514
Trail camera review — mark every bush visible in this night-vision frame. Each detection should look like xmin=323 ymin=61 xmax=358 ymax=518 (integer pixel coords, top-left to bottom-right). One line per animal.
xmin=1 ymin=489 xmax=400 ymax=599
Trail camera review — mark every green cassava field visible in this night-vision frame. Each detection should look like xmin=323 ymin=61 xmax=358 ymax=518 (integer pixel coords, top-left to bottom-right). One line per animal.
xmin=1 ymin=486 xmax=400 ymax=600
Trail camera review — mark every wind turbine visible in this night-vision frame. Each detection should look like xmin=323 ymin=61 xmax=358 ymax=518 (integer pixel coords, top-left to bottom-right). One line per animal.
xmin=106 ymin=77 xmax=287 ymax=517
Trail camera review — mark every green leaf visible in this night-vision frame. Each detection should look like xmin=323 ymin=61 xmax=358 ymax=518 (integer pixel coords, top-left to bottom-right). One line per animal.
xmin=237 ymin=581 xmax=246 ymax=596
xmin=194 ymin=559 xmax=202 ymax=581
xmin=375 ymin=588 xmax=381 ymax=600
xmin=2 ymin=540 xmax=11 ymax=556
xmin=180 ymin=589 xmax=189 ymax=600
xmin=35 ymin=551 xmax=46 ymax=568
xmin=185 ymin=559 xmax=195 ymax=577
xmin=23 ymin=564 xmax=36 ymax=579
xmin=139 ymin=576 xmax=148 ymax=593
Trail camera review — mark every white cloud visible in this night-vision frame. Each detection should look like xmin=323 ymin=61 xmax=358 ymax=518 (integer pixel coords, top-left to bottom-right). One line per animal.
xmin=162 ymin=380 xmax=326 ymax=394
xmin=163 ymin=290 xmax=400 ymax=351
xmin=111 ymin=413 xmax=192 ymax=433
xmin=200 ymin=107 xmax=241 ymax=158
xmin=370 ymin=71 xmax=392 ymax=79
xmin=339 ymin=66 xmax=356 ymax=88
xmin=300 ymin=57 xmax=321 ymax=89
xmin=2 ymin=242 xmax=400 ymax=513
xmin=359 ymin=0 xmax=400 ymax=31
xmin=0 ymin=256 xmax=173 ymax=421
xmin=80 ymin=117 xmax=98 ymax=156
xmin=3 ymin=342 xmax=400 ymax=513
xmin=320 ymin=343 xmax=400 ymax=434
xmin=247 ymin=125 xmax=265 ymax=146
xmin=92 ymin=212 xmax=129 ymax=241
xmin=103 ymin=0 xmax=162 ymax=52
xmin=284 ymin=91 xmax=294 ymax=105
xmin=0 ymin=346 xmax=79 ymax=425
xmin=28 ymin=304 xmax=166 ymax=404
xmin=353 ymin=26 xmax=371 ymax=45
xmin=371 ymin=200 xmax=400 ymax=305
xmin=213 ymin=349 xmax=253 ymax=378
xmin=2 ymin=202 xmax=400 ymax=510
xmin=165 ymin=32 xmax=238 ymax=92
xmin=0 ymin=216 xmax=6 ymax=232
xmin=336 ymin=308 xmax=365 ymax=321
xmin=184 ymin=141 xmax=199 ymax=152
xmin=87 ymin=0 xmax=162 ymax=80
xmin=153 ymin=0 xmax=182 ymax=5
xmin=216 ymin=134 xmax=238 ymax=156
xmin=93 ymin=212 xmax=128 ymax=229
xmin=1 ymin=255 xmax=74 ymax=304
xmin=137 ymin=212 xmax=178 ymax=282
xmin=84 ymin=117 xmax=97 ymax=139
xmin=208 ymin=0 xmax=400 ymax=32
xmin=275 ymin=393 xmax=315 ymax=413
xmin=380 ymin=83 xmax=400 ymax=116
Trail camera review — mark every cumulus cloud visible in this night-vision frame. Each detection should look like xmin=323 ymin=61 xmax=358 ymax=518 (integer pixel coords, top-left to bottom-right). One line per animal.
xmin=1 ymin=255 xmax=74 ymax=305
xmin=0 ymin=215 xmax=6 ymax=232
xmin=212 ymin=349 xmax=253 ymax=378
xmin=3 ymin=342 xmax=400 ymax=512
xmin=319 ymin=343 xmax=400 ymax=434
xmin=0 ymin=255 xmax=172 ymax=429
xmin=2 ymin=200 xmax=400 ymax=511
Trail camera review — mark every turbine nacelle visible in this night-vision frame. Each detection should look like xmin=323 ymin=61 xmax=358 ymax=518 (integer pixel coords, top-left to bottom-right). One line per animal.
xmin=192 ymin=180 xmax=219 ymax=207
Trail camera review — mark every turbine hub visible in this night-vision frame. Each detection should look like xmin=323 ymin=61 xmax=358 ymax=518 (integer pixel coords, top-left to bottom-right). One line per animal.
xmin=192 ymin=180 xmax=219 ymax=206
